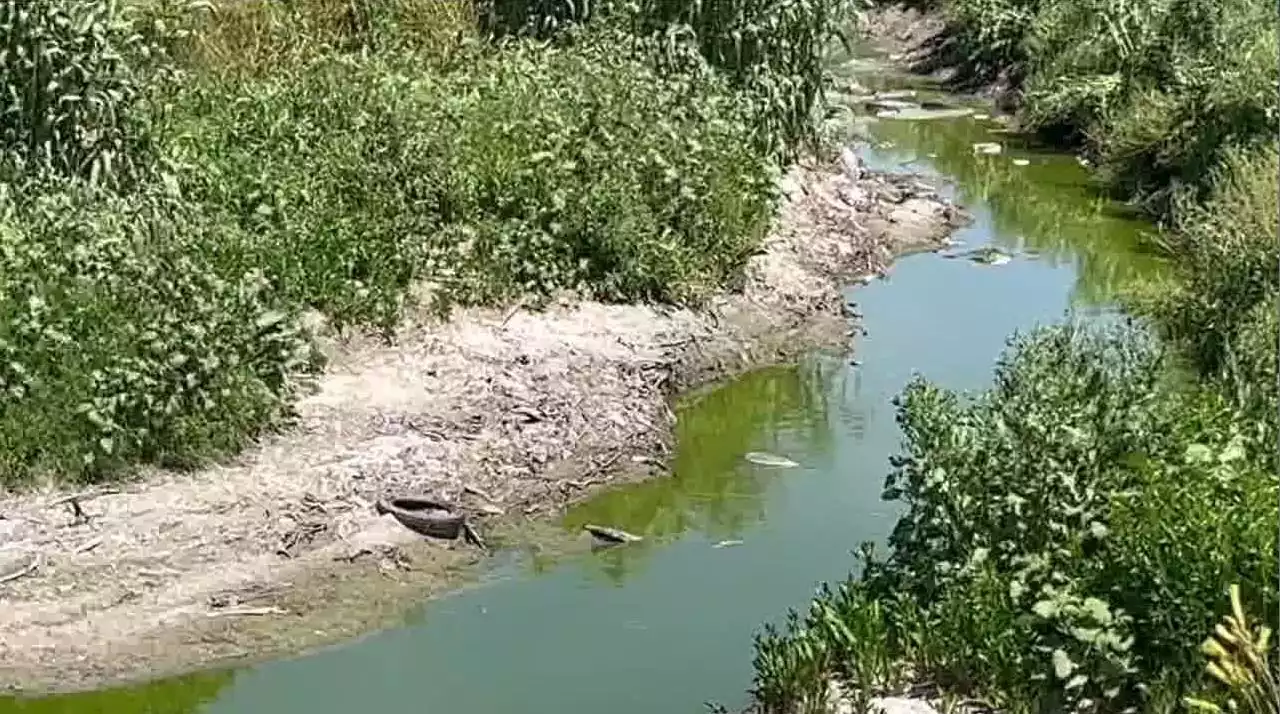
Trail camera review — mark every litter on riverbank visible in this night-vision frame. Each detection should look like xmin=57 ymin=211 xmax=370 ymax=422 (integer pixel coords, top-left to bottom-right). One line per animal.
xmin=0 ymin=154 xmax=967 ymax=695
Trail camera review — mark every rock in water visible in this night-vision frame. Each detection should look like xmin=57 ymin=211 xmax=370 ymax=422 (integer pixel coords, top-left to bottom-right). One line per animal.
xmin=744 ymin=451 xmax=800 ymax=468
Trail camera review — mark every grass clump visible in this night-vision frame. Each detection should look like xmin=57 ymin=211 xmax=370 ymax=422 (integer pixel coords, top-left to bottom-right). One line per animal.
xmin=750 ymin=323 xmax=1278 ymax=713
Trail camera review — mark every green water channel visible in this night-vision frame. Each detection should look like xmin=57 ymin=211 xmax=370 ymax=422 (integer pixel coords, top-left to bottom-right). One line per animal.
xmin=2 ymin=62 xmax=1172 ymax=714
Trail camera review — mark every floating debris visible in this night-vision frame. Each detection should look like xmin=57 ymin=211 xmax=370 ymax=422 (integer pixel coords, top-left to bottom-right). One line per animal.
xmin=584 ymin=524 xmax=643 ymax=545
xmin=744 ymin=451 xmax=800 ymax=468
xmin=1012 ymin=158 xmax=1030 ymax=166
xmin=972 ymin=113 xmax=990 ymax=120
xmin=972 ymin=142 xmax=1003 ymax=155
xmin=872 ymin=89 xmax=917 ymax=101
xmin=868 ymin=98 xmax=918 ymax=112
xmin=713 ymin=540 xmax=744 ymax=549
xmin=876 ymin=106 xmax=974 ymax=121
xmin=941 ymin=246 xmax=1015 ymax=266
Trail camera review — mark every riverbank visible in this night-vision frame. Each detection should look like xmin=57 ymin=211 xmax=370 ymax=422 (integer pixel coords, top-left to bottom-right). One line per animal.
xmin=748 ymin=5 xmax=1278 ymax=714
xmin=0 ymin=153 xmax=966 ymax=694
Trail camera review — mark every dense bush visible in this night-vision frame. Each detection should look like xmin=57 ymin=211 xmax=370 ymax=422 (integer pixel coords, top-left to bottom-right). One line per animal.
xmin=0 ymin=181 xmax=315 ymax=485
xmin=926 ymin=0 xmax=1278 ymax=218
xmin=1132 ymin=147 xmax=1279 ymax=427
xmin=750 ymin=324 xmax=1278 ymax=713
xmin=479 ymin=0 xmax=841 ymax=160
xmin=168 ymin=32 xmax=775 ymax=330
xmin=0 ymin=0 xmax=804 ymax=484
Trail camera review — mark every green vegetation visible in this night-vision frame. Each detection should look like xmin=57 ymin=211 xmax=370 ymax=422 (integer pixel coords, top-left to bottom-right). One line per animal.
xmin=748 ymin=1 xmax=1277 ymax=711
xmin=0 ymin=0 xmax=840 ymax=485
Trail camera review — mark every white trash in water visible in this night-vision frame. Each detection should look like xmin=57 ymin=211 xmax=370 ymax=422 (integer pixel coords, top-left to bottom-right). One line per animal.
xmin=744 ymin=451 xmax=800 ymax=468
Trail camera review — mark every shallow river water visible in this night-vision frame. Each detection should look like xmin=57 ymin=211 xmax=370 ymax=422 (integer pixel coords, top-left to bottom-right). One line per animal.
xmin=2 ymin=62 xmax=1170 ymax=714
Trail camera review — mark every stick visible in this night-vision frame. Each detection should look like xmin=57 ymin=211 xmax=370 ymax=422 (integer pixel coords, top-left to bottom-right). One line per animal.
xmin=0 ymin=554 xmax=40 ymax=585
xmin=206 ymin=606 xmax=285 ymax=618
xmin=75 ymin=537 xmax=104 ymax=554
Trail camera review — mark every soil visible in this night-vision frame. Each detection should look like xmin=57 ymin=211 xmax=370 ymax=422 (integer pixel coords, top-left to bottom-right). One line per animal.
xmin=0 ymin=152 xmax=968 ymax=696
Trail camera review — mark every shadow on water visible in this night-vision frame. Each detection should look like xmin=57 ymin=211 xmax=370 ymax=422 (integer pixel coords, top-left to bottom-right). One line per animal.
xmin=1 ymin=55 xmax=1174 ymax=714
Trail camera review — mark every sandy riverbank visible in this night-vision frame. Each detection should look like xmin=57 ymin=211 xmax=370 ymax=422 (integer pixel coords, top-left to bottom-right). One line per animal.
xmin=0 ymin=152 xmax=967 ymax=695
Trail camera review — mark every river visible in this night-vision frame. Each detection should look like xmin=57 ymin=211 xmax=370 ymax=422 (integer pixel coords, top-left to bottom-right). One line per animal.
xmin=0 ymin=55 xmax=1170 ymax=714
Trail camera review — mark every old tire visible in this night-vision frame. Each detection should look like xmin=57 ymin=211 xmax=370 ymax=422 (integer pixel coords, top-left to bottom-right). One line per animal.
xmin=376 ymin=497 xmax=465 ymax=540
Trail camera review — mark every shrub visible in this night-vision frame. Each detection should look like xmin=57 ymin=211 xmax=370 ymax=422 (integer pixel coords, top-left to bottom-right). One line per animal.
xmin=938 ymin=0 xmax=1279 ymax=218
xmin=1132 ymin=147 xmax=1279 ymax=425
xmin=168 ymin=33 xmax=776 ymax=330
xmin=750 ymin=324 xmax=1278 ymax=712
xmin=0 ymin=181 xmax=316 ymax=485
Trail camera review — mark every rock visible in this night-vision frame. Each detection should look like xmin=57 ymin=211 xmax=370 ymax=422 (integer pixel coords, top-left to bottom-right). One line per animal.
xmin=836 ymin=185 xmax=866 ymax=207
xmin=779 ymin=173 xmax=805 ymax=200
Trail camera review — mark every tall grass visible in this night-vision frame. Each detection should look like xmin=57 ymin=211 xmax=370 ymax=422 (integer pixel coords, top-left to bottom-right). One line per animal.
xmin=0 ymin=0 xmax=838 ymax=484
xmin=0 ymin=0 xmax=176 ymax=186
xmin=479 ymin=0 xmax=843 ymax=159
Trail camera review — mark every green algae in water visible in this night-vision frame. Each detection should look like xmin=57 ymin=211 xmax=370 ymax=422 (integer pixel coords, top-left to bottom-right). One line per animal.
xmin=0 ymin=671 xmax=233 ymax=714
xmin=861 ymin=108 xmax=1172 ymax=306
xmin=559 ymin=361 xmax=836 ymax=586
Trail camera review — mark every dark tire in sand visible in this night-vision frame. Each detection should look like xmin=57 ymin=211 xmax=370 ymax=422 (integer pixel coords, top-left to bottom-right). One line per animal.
xmin=375 ymin=498 xmax=466 ymax=539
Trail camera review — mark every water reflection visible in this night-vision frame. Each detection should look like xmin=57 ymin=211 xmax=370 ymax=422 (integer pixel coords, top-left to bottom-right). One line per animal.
xmin=562 ymin=359 xmax=841 ymax=585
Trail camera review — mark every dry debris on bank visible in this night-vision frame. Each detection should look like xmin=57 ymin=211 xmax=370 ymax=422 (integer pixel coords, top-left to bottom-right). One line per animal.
xmin=0 ymin=153 xmax=967 ymax=694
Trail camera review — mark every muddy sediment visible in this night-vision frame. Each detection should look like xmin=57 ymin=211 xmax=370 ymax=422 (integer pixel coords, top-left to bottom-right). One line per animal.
xmin=0 ymin=154 xmax=967 ymax=695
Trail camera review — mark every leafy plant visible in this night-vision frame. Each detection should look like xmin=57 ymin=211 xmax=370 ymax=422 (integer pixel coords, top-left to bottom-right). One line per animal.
xmin=750 ymin=323 xmax=1278 ymax=712
xmin=0 ymin=179 xmax=317 ymax=484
